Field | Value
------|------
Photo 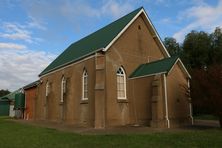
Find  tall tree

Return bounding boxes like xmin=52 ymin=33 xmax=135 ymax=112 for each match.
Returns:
xmin=165 ymin=28 xmax=222 ymax=123
xmin=183 ymin=30 xmax=211 ymax=68
xmin=191 ymin=64 xmax=222 ymax=127
xmin=163 ymin=37 xmax=181 ymax=56
xmin=209 ymin=27 xmax=222 ymax=64
xmin=0 ymin=89 xmax=10 ymax=97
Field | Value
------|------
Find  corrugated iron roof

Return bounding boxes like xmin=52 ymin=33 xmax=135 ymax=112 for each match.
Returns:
xmin=129 ymin=56 xmax=178 ymax=78
xmin=23 ymin=80 xmax=40 ymax=90
xmin=0 ymin=89 xmax=21 ymax=100
xmin=39 ymin=7 xmax=143 ymax=76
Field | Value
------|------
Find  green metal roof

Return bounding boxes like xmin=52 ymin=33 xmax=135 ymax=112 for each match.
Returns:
xmin=40 ymin=7 xmax=143 ymax=76
xmin=129 ymin=56 xmax=178 ymax=78
xmin=23 ymin=80 xmax=40 ymax=90
xmin=0 ymin=89 xmax=21 ymax=100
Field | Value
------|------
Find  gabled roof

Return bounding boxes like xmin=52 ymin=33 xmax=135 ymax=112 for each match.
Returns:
xmin=129 ymin=56 xmax=191 ymax=79
xmin=23 ymin=80 xmax=40 ymax=90
xmin=39 ymin=7 xmax=172 ymax=77
xmin=39 ymin=7 xmax=143 ymax=76
xmin=0 ymin=89 xmax=21 ymax=100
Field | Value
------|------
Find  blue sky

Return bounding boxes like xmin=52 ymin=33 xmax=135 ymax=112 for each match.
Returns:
xmin=0 ymin=0 xmax=222 ymax=91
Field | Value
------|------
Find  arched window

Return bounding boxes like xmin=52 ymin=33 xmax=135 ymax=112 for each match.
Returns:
xmin=82 ymin=69 xmax=88 ymax=100
xmin=46 ymin=81 xmax=49 ymax=97
xmin=117 ymin=67 xmax=126 ymax=99
xmin=61 ymin=76 xmax=66 ymax=102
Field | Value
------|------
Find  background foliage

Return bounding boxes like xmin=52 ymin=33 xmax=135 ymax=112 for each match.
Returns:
xmin=164 ymin=27 xmax=222 ymax=126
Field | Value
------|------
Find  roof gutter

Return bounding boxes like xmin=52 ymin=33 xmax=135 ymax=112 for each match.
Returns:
xmin=129 ymin=71 xmax=167 ymax=80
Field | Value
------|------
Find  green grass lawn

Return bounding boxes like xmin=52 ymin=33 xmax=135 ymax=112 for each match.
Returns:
xmin=194 ymin=114 xmax=219 ymax=120
xmin=0 ymin=117 xmax=222 ymax=148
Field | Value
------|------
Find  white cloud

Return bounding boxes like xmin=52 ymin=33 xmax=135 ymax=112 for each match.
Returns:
xmin=159 ymin=18 xmax=173 ymax=24
xmin=101 ymin=0 xmax=133 ymax=18
xmin=60 ymin=1 xmax=100 ymax=18
xmin=0 ymin=46 xmax=56 ymax=91
xmin=0 ymin=22 xmax=34 ymax=43
xmin=27 ymin=16 xmax=47 ymax=30
xmin=0 ymin=0 xmax=135 ymax=91
xmin=0 ymin=42 xmax=27 ymax=50
xmin=22 ymin=0 xmax=134 ymax=23
xmin=173 ymin=0 xmax=222 ymax=42
xmin=191 ymin=0 xmax=206 ymax=5
xmin=61 ymin=0 xmax=133 ymax=19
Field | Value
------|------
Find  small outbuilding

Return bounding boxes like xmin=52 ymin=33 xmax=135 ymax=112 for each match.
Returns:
xmin=0 ymin=98 xmax=9 ymax=116
xmin=23 ymin=80 xmax=39 ymax=120
xmin=14 ymin=90 xmax=25 ymax=119
xmin=0 ymin=90 xmax=20 ymax=117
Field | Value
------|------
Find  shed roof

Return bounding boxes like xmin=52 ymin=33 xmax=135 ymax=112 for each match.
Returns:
xmin=39 ymin=7 xmax=143 ymax=76
xmin=0 ymin=89 xmax=21 ymax=100
xmin=129 ymin=56 xmax=179 ymax=79
xmin=23 ymin=80 xmax=40 ymax=90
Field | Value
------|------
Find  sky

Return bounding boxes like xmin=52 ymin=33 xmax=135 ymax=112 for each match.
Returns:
xmin=0 ymin=0 xmax=222 ymax=91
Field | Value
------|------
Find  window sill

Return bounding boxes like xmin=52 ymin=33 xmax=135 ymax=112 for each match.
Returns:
xmin=117 ymin=99 xmax=128 ymax=103
xmin=80 ymin=99 xmax=89 ymax=104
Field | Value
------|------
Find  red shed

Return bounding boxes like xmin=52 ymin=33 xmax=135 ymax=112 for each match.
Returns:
xmin=23 ymin=80 xmax=39 ymax=120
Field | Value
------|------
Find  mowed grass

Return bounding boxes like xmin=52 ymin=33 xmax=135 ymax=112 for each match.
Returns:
xmin=194 ymin=114 xmax=219 ymax=120
xmin=0 ymin=117 xmax=222 ymax=148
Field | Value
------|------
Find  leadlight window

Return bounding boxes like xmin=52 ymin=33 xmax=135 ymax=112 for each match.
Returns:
xmin=61 ymin=76 xmax=66 ymax=102
xmin=82 ymin=69 xmax=88 ymax=100
xmin=117 ymin=67 xmax=126 ymax=99
xmin=46 ymin=81 xmax=49 ymax=97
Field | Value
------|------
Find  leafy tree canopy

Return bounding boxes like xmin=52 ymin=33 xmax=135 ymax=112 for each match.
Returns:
xmin=0 ymin=89 xmax=11 ymax=97
xmin=182 ymin=30 xmax=211 ymax=68
xmin=165 ymin=27 xmax=222 ymax=127
xmin=163 ymin=37 xmax=181 ymax=56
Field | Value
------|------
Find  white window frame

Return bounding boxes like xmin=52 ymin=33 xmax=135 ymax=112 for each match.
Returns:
xmin=46 ymin=81 xmax=49 ymax=97
xmin=117 ymin=67 xmax=127 ymax=100
xmin=61 ymin=76 xmax=66 ymax=102
xmin=82 ymin=69 xmax=88 ymax=100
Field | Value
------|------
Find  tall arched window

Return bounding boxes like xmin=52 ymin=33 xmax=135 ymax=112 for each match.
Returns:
xmin=82 ymin=69 xmax=88 ymax=100
xmin=117 ymin=67 xmax=126 ymax=99
xmin=61 ymin=76 xmax=66 ymax=102
xmin=46 ymin=81 xmax=49 ymax=97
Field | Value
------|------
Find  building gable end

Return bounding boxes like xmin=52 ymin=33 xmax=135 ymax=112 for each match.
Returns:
xmin=103 ymin=9 xmax=170 ymax=58
xmin=167 ymin=59 xmax=191 ymax=79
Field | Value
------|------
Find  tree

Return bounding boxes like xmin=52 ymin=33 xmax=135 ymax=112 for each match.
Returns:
xmin=164 ymin=28 xmax=222 ymax=126
xmin=183 ymin=31 xmax=211 ymax=69
xmin=0 ymin=89 xmax=11 ymax=97
xmin=191 ymin=65 xmax=222 ymax=127
xmin=163 ymin=37 xmax=181 ymax=56
xmin=209 ymin=27 xmax=222 ymax=64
